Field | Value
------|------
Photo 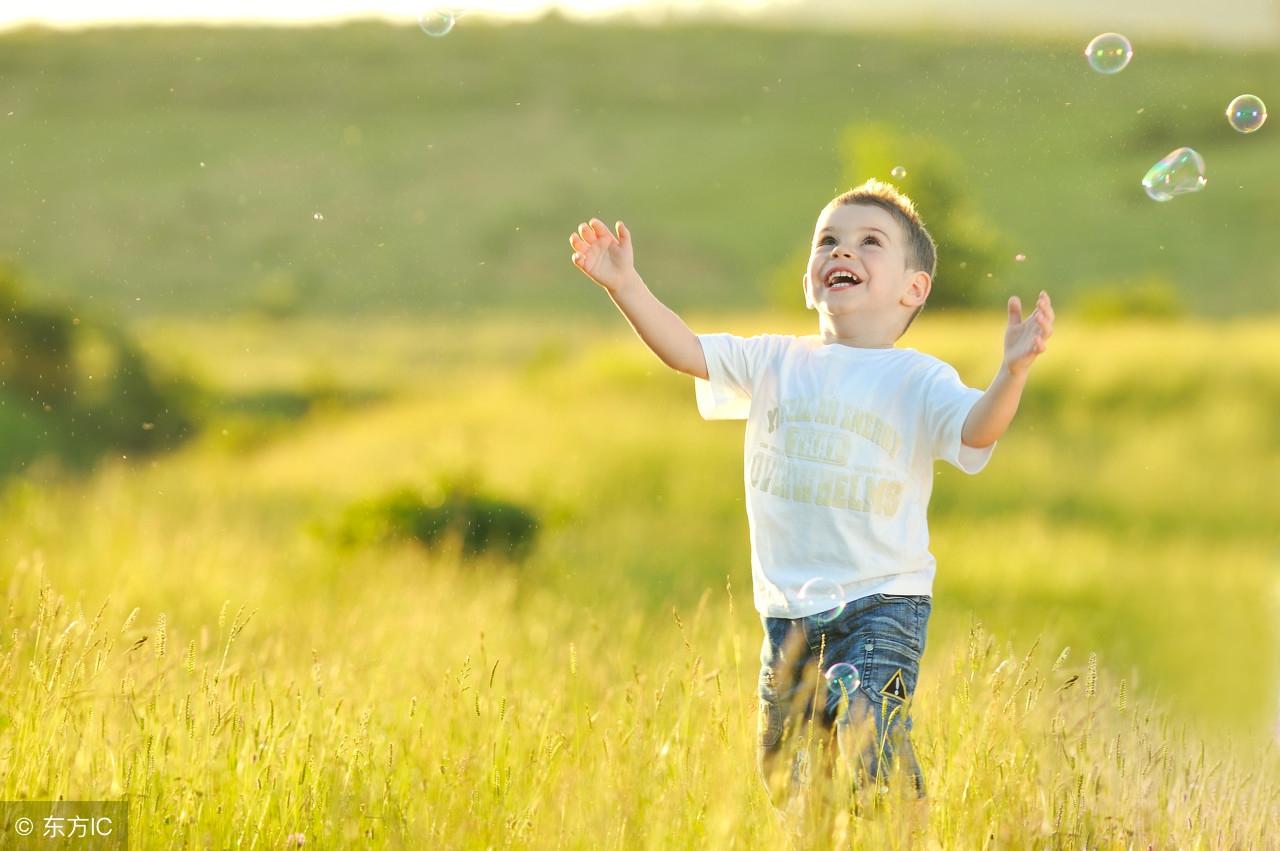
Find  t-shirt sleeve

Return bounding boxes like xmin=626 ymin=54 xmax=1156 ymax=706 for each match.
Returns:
xmin=923 ymin=362 xmax=995 ymax=474
xmin=693 ymin=333 xmax=777 ymax=420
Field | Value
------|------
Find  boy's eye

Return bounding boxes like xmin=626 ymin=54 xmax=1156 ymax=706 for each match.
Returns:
xmin=816 ymin=234 xmax=881 ymax=246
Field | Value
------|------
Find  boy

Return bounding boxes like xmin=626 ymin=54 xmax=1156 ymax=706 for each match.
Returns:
xmin=568 ymin=179 xmax=1053 ymax=812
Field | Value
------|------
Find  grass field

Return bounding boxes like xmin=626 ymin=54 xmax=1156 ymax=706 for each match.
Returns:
xmin=1 ymin=308 xmax=1278 ymax=847
xmin=0 ymin=19 xmax=1277 ymax=321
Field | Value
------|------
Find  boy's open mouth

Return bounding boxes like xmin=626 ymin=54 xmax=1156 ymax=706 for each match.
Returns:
xmin=825 ymin=269 xmax=863 ymax=290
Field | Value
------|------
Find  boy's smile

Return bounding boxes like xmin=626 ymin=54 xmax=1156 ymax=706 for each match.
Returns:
xmin=803 ymin=203 xmax=931 ymax=348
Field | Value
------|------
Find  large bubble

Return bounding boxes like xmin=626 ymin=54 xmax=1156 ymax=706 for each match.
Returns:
xmin=1141 ymin=147 xmax=1206 ymax=202
xmin=1084 ymin=33 xmax=1133 ymax=75
xmin=1226 ymin=94 xmax=1267 ymax=134
xmin=798 ymin=577 xmax=845 ymax=624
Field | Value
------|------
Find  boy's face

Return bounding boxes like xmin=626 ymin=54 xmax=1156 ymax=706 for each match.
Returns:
xmin=802 ymin=203 xmax=930 ymax=322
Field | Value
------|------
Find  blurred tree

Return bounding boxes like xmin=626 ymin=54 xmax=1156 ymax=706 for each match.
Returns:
xmin=765 ymin=123 xmax=1010 ymax=316
xmin=0 ymin=262 xmax=198 ymax=475
xmin=1 ymin=262 xmax=75 ymax=411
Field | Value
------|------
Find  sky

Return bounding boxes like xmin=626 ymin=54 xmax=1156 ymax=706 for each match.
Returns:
xmin=1 ymin=0 xmax=1277 ymax=44
xmin=0 ymin=0 xmax=725 ymax=30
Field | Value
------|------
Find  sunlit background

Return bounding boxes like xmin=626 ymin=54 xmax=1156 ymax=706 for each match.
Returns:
xmin=1 ymin=1 xmax=1278 ymax=847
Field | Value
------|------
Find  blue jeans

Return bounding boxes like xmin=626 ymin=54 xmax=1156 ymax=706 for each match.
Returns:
xmin=757 ymin=593 xmax=932 ymax=799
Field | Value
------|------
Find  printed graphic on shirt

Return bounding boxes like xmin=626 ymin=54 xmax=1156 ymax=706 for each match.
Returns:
xmin=751 ymin=396 xmax=907 ymax=518
xmin=766 ymin=398 xmax=902 ymax=460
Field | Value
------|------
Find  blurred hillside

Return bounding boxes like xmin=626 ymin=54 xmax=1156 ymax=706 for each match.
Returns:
xmin=0 ymin=18 xmax=1276 ymax=322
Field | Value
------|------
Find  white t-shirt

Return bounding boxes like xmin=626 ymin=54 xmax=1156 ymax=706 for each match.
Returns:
xmin=694 ymin=333 xmax=995 ymax=617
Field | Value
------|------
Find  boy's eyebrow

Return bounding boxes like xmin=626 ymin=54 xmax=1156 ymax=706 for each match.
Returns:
xmin=816 ymin=226 xmax=890 ymax=240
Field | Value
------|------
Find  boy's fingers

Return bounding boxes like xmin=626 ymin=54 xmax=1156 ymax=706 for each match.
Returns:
xmin=578 ymin=223 xmax=594 ymax=241
xmin=617 ymin=221 xmax=629 ymax=244
xmin=589 ymin=218 xmax=611 ymax=240
xmin=1007 ymin=296 xmax=1022 ymax=324
xmin=570 ymin=232 xmax=588 ymax=252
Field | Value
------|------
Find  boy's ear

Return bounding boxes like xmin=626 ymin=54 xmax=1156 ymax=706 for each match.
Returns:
xmin=903 ymin=270 xmax=931 ymax=307
xmin=803 ymin=273 xmax=815 ymax=310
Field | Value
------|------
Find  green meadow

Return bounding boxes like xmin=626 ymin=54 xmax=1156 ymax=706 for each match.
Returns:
xmin=1 ymin=14 xmax=1279 ymax=848
xmin=0 ymin=18 xmax=1277 ymax=320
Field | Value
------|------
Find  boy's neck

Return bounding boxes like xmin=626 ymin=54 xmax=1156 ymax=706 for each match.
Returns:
xmin=816 ymin=315 xmax=899 ymax=349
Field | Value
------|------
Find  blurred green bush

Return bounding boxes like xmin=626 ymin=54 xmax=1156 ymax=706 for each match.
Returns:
xmin=329 ymin=475 xmax=540 ymax=563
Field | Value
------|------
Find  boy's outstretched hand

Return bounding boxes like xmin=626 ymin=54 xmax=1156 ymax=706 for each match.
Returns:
xmin=569 ymin=218 xmax=635 ymax=295
xmin=1003 ymin=291 xmax=1055 ymax=376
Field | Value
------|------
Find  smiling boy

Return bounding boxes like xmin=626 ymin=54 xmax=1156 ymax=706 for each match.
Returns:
xmin=569 ymin=178 xmax=1053 ymax=816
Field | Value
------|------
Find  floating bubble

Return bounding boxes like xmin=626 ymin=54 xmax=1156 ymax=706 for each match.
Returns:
xmin=1226 ymin=94 xmax=1267 ymax=134
xmin=1084 ymin=33 xmax=1133 ymax=75
xmin=825 ymin=662 xmax=861 ymax=697
xmin=312 ymin=212 xmax=325 ymax=221
xmin=1014 ymin=253 xmax=1026 ymax=262
xmin=419 ymin=10 xmax=456 ymax=37
xmin=798 ymin=577 xmax=845 ymax=624
xmin=890 ymin=166 xmax=907 ymax=179
xmin=1141 ymin=147 xmax=1206 ymax=202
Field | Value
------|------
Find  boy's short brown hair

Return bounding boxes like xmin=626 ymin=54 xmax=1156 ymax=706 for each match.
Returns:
xmin=825 ymin=179 xmax=937 ymax=336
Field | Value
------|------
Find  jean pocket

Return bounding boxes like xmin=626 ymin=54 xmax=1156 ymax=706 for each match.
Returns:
xmin=859 ymin=636 xmax=922 ymax=706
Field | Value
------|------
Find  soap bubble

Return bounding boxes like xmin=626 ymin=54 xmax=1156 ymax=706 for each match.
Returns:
xmin=798 ymin=577 xmax=845 ymax=624
xmin=312 ymin=212 xmax=324 ymax=221
xmin=1141 ymin=147 xmax=1206 ymax=202
xmin=825 ymin=662 xmax=861 ymax=697
xmin=1226 ymin=94 xmax=1267 ymax=134
xmin=890 ymin=166 xmax=907 ymax=179
xmin=1084 ymin=33 xmax=1133 ymax=74
xmin=419 ymin=10 xmax=456 ymax=37
xmin=1014 ymin=253 xmax=1026 ymax=262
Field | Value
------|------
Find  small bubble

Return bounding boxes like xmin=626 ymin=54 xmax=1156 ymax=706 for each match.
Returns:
xmin=825 ymin=662 xmax=861 ymax=696
xmin=199 ymin=161 xmax=206 ymax=168
xmin=1226 ymin=94 xmax=1267 ymax=134
xmin=1085 ymin=33 xmax=1133 ymax=74
xmin=418 ymin=10 xmax=456 ymax=37
xmin=1015 ymin=253 xmax=1026 ymax=262
xmin=890 ymin=166 xmax=907 ymax=179
xmin=313 ymin=212 xmax=324 ymax=221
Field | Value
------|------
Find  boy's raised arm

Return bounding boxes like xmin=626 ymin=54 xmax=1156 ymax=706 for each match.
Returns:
xmin=961 ymin=291 xmax=1055 ymax=448
xmin=569 ymin=218 xmax=709 ymax=380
